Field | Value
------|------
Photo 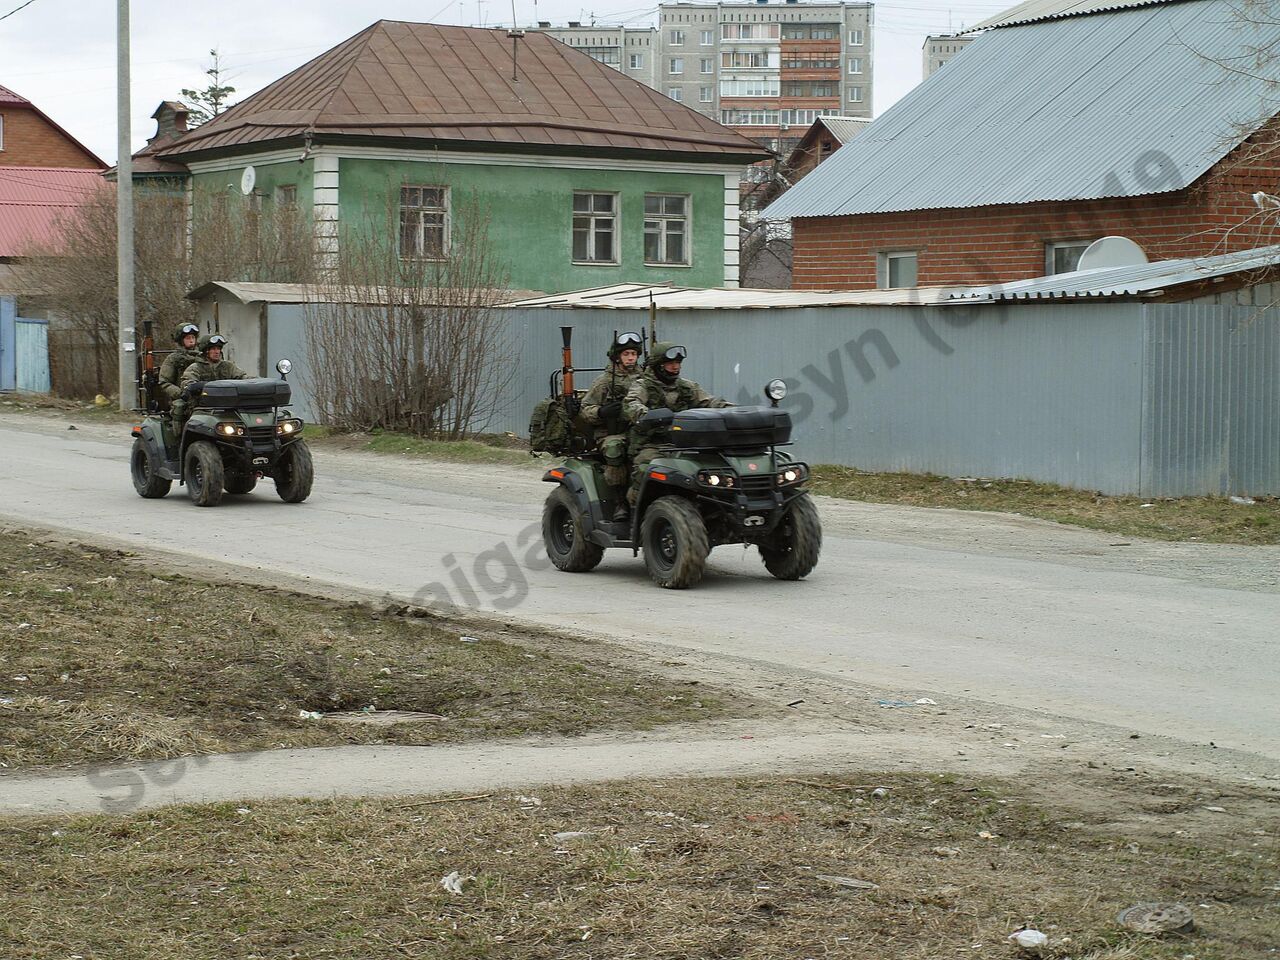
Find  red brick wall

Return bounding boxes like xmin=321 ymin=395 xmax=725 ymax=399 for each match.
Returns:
xmin=792 ymin=117 xmax=1280 ymax=289
xmin=0 ymin=108 xmax=102 ymax=169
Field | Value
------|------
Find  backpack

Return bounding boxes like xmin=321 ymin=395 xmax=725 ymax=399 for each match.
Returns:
xmin=529 ymin=395 xmax=579 ymax=455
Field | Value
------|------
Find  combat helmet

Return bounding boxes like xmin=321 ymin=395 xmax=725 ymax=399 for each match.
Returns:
xmin=197 ymin=333 xmax=229 ymax=355
xmin=173 ymin=322 xmax=199 ymax=345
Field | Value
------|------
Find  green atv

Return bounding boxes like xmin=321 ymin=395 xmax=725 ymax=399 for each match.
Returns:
xmin=130 ymin=359 xmax=314 ymax=507
xmin=541 ymin=380 xmax=822 ymax=589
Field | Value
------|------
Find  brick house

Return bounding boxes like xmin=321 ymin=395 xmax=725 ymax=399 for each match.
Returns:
xmin=0 ymin=85 xmax=105 ymax=170
xmin=763 ymin=0 xmax=1280 ymax=290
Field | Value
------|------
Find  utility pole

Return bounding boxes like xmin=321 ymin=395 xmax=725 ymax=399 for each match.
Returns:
xmin=116 ymin=0 xmax=136 ymax=411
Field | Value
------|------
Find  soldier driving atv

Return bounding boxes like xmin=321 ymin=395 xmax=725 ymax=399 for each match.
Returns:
xmin=582 ymin=331 xmax=644 ymax=521
xmin=177 ymin=334 xmax=250 ymax=422
xmin=623 ymin=341 xmax=731 ymax=507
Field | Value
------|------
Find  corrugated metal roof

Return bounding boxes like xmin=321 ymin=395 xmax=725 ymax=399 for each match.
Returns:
xmin=971 ymin=0 xmax=1176 ymax=30
xmin=817 ymin=117 xmax=872 ymax=144
xmin=161 ymin=22 xmax=771 ymax=164
xmin=0 ymin=87 xmax=108 ymax=169
xmin=503 ymin=282 xmax=973 ymax=309
xmin=188 ymin=280 xmax=547 ymax=304
xmin=950 ymin=244 xmax=1280 ymax=301
xmin=0 ymin=168 xmax=109 ymax=256
xmin=763 ymin=0 xmax=1280 ymax=220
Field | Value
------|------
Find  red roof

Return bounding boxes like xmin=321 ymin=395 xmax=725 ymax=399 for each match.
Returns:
xmin=160 ymin=22 xmax=771 ymax=164
xmin=0 ymin=84 xmax=108 ymax=168
xmin=0 ymin=167 xmax=110 ymax=257
xmin=0 ymin=85 xmax=30 ymax=106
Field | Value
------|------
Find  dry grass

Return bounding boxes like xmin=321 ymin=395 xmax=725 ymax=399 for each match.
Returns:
xmin=0 ymin=530 xmax=745 ymax=769
xmin=307 ymin=426 xmax=537 ymax=465
xmin=811 ymin=466 xmax=1280 ymax=545
xmin=1 ymin=773 xmax=1275 ymax=959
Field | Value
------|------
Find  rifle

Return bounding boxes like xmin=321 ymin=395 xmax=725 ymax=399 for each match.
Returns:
xmin=138 ymin=321 xmax=159 ymax=412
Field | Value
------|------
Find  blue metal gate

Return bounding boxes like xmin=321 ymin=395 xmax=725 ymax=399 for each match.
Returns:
xmin=15 ymin=318 xmax=50 ymax=393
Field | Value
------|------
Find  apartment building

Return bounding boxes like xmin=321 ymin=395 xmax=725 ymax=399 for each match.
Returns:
xmin=922 ymin=34 xmax=974 ymax=78
xmin=539 ymin=0 xmax=874 ymax=154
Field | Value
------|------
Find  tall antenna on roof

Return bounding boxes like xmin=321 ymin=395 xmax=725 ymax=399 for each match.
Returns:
xmin=508 ymin=0 xmax=525 ymax=82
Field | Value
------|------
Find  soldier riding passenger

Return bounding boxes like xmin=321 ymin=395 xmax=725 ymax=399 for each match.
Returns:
xmin=158 ymin=322 xmax=201 ymax=411
xmin=582 ymin=331 xmax=643 ymax=521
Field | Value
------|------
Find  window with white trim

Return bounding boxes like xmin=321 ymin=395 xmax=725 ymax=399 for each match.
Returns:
xmin=700 ymin=29 xmax=713 ymax=44
xmin=0 ymin=115 xmax=5 ymax=151
xmin=847 ymin=85 xmax=863 ymax=103
xmin=572 ymin=192 xmax=618 ymax=264
xmin=699 ymin=86 xmax=713 ymax=102
xmin=848 ymin=28 xmax=863 ymax=44
xmin=1045 ymin=240 xmax=1093 ymax=275
xmin=669 ymin=29 xmax=685 ymax=44
xmin=668 ymin=86 xmax=684 ymax=101
xmin=669 ymin=57 xmax=684 ymax=74
xmin=847 ymin=57 xmax=863 ymax=74
xmin=878 ymin=251 xmax=918 ymax=289
xmin=644 ymin=194 xmax=689 ymax=265
xmin=700 ymin=57 xmax=713 ymax=74
xmin=399 ymin=185 xmax=449 ymax=260
xmin=629 ymin=53 xmax=643 ymax=69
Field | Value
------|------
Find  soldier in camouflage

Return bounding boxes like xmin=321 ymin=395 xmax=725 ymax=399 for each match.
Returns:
xmin=582 ymin=331 xmax=643 ymax=521
xmin=159 ymin=322 xmax=201 ymax=414
xmin=623 ymin=341 xmax=731 ymax=507
xmin=178 ymin=334 xmax=250 ymax=419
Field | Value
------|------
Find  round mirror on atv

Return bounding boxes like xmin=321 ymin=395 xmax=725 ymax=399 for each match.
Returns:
xmin=765 ymin=378 xmax=788 ymax=402
xmin=276 ymin=359 xmax=293 ymax=376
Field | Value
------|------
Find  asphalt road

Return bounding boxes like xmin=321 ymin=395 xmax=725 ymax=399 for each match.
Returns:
xmin=4 ymin=414 xmax=1278 ymax=761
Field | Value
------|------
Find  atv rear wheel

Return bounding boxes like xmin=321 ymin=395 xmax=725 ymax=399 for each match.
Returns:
xmin=759 ymin=494 xmax=821 ymax=581
xmin=641 ymin=495 xmax=709 ymax=589
xmin=184 ymin=440 xmax=225 ymax=507
xmin=542 ymin=485 xmax=604 ymax=572
xmin=274 ymin=440 xmax=314 ymax=503
xmin=131 ymin=437 xmax=171 ymax=499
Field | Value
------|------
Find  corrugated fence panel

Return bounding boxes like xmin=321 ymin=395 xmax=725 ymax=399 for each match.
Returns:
xmin=15 ymin=318 xmax=50 ymax=393
xmin=495 ymin=303 xmax=1150 ymax=494
xmin=1143 ymin=304 xmax=1280 ymax=497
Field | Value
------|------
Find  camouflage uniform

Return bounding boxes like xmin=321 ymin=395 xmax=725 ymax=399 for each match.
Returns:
xmin=177 ymin=337 xmax=250 ymax=423
xmin=159 ymin=324 xmax=201 ymax=411
xmin=623 ymin=342 xmax=730 ymax=504
xmin=581 ymin=359 xmax=639 ymax=487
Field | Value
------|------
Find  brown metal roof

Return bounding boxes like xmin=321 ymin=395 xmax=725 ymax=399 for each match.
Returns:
xmin=159 ymin=22 xmax=771 ymax=164
xmin=0 ymin=84 xmax=108 ymax=168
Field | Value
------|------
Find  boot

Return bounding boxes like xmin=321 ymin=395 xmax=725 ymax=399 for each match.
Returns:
xmin=611 ymin=486 xmax=631 ymax=523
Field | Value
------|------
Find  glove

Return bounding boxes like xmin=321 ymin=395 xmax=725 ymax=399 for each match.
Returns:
xmin=561 ymin=395 xmax=581 ymax=418
xmin=599 ymin=401 xmax=622 ymax=421
xmin=182 ymin=380 xmax=206 ymax=399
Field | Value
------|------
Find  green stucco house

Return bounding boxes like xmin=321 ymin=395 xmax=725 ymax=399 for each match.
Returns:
xmin=154 ymin=21 xmax=771 ymax=291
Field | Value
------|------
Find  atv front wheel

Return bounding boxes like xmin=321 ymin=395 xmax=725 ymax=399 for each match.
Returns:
xmin=542 ymin=485 xmax=604 ymax=572
xmin=131 ymin=437 xmax=171 ymax=499
xmin=184 ymin=440 xmax=225 ymax=507
xmin=274 ymin=440 xmax=314 ymax=503
xmin=759 ymin=494 xmax=822 ymax=581
xmin=641 ymin=495 xmax=709 ymax=589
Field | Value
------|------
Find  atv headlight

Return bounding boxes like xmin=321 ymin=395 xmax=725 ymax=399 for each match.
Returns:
xmin=697 ymin=470 xmax=736 ymax=489
xmin=765 ymin=378 xmax=788 ymax=402
xmin=776 ymin=463 xmax=809 ymax=486
xmin=276 ymin=359 xmax=293 ymax=376
xmin=276 ymin=418 xmax=303 ymax=435
xmin=216 ymin=422 xmax=244 ymax=437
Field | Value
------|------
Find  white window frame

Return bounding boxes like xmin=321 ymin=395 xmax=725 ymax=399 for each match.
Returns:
xmin=848 ymin=28 xmax=863 ymax=45
xmin=1045 ymin=240 xmax=1093 ymax=275
xmin=572 ymin=191 xmax=619 ymax=265
xmin=274 ymin=183 xmax=298 ymax=207
xmin=668 ymin=86 xmax=684 ymax=102
xmin=700 ymin=29 xmax=714 ymax=45
xmin=847 ymin=85 xmax=863 ymax=103
xmin=700 ymin=57 xmax=713 ymax=74
xmin=699 ymin=85 xmax=713 ymax=103
xmin=644 ymin=193 xmax=691 ymax=266
xmin=629 ymin=53 xmax=643 ymax=69
xmin=669 ymin=57 xmax=684 ymax=74
xmin=399 ymin=185 xmax=449 ymax=261
xmin=847 ymin=57 xmax=863 ymax=74
xmin=877 ymin=251 xmax=918 ymax=289
xmin=670 ymin=29 xmax=685 ymax=45
xmin=0 ymin=115 xmax=5 ymax=151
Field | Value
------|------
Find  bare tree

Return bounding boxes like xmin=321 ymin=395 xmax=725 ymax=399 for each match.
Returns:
xmin=19 ymin=184 xmax=314 ymax=399
xmin=304 ymin=193 xmax=515 ymax=439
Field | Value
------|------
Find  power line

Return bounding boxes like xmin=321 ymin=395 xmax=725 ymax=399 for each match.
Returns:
xmin=0 ymin=0 xmax=39 ymax=23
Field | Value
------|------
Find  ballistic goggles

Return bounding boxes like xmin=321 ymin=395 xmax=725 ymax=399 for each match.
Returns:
xmin=179 ymin=323 xmax=199 ymax=336
xmin=207 ymin=335 xmax=228 ymax=347
xmin=660 ymin=345 xmax=688 ymax=361
xmin=615 ymin=331 xmax=644 ymax=350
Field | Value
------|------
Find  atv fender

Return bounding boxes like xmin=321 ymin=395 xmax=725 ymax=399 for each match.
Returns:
xmin=133 ymin=421 xmax=177 ymax=481
xmin=542 ymin=467 xmax=611 ymax=545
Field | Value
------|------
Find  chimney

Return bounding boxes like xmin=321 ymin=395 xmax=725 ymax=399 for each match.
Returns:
xmin=568 ymin=20 xmax=581 ymax=27
xmin=538 ymin=20 xmax=551 ymax=27
xmin=149 ymin=101 xmax=190 ymax=144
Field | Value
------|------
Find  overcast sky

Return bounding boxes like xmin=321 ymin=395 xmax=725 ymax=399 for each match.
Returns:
xmin=2 ymin=0 xmax=1009 ymax=164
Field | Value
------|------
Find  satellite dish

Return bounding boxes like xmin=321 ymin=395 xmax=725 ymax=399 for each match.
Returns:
xmin=1077 ymin=236 xmax=1147 ymax=271
xmin=240 ymin=166 xmax=256 ymax=196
